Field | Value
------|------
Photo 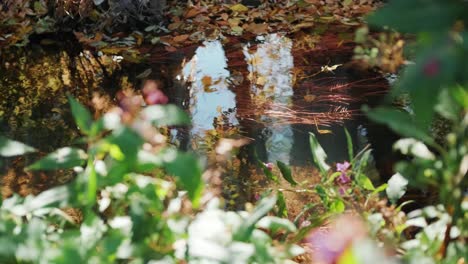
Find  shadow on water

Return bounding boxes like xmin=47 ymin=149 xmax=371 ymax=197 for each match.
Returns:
xmin=1 ymin=33 xmax=400 ymax=208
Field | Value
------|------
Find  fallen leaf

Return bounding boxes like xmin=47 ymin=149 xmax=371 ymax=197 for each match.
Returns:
xmin=230 ymin=4 xmax=248 ymax=12
xmin=173 ymin=34 xmax=189 ymax=43
xmin=304 ymin=94 xmax=316 ymax=102
xmin=221 ymin=13 xmax=229 ymax=20
xmin=168 ymin=21 xmax=183 ymax=30
xmin=246 ymin=23 xmax=268 ymax=34
xmin=164 ymin=46 xmax=177 ymax=52
xmin=185 ymin=7 xmax=202 ymax=18
xmin=201 ymin=76 xmax=212 ymax=87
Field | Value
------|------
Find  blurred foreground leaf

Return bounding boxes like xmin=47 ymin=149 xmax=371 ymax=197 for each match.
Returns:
xmin=28 ymin=147 xmax=87 ymax=170
xmin=0 ymin=136 xmax=36 ymax=157
xmin=142 ymin=105 xmax=190 ymax=126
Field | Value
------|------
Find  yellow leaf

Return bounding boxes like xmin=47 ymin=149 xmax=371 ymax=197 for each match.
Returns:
xmin=256 ymin=76 xmax=267 ymax=86
xmin=201 ymin=76 xmax=212 ymax=86
xmin=304 ymin=94 xmax=316 ymax=102
xmin=230 ymin=4 xmax=248 ymax=12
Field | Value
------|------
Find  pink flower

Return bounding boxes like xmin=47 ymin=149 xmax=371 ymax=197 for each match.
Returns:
xmin=337 ymin=173 xmax=351 ymax=184
xmin=306 ymin=215 xmax=367 ymax=264
xmin=264 ymin=162 xmax=274 ymax=171
xmin=336 ymin=161 xmax=351 ymax=185
xmin=338 ymin=186 xmax=348 ymax=196
xmin=144 ymin=89 xmax=169 ymax=105
xmin=336 ymin=161 xmax=350 ymax=172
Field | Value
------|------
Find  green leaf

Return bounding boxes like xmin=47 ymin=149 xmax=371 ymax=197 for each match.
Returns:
xmin=329 ymin=199 xmax=345 ymax=213
xmin=0 ymin=136 xmax=36 ymax=157
xmin=142 ymin=104 xmax=190 ymax=126
xmin=277 ymin=160 xmax=296 ymax=185
xmin=356 ymin=149 xmax=371 ymax=179
xmin=276 ymin=191 xmax=288 ymax=218
xmin=234 ymin=195 xmax=277 ymax=241
xmin=107 ymin=127 xmax=144 ymax=162
xmin=309 ymin=132 xmax=330 ymax=176
xmin=68 ymin=95 xmax=93 ymax=134
xmin=257 ymin=159 xmax=278 ymax=183
xmin=365 ymin=106 xmax=434 ymax=145
xmin=163 ymin=149 xmax=203 ymax=207
xmin=355 ymin=173 xmax=375 ymax=191
xmin=372 ymin=183 xmax=388 ymax=195
xmin=367 ymin=0 xmax=459 ymax=33
xmin=450 ymin=84 xmax=468 ymax=108
xmin=256 ymin=216 xmax=297 ymax=233
xmin=344 ymin=128 xmax=354 ymax=162
xmin=86 ymin=158 xmax=98 ymax=205
xmin=28 ymin=147 xmax=87 ymax=170
xmin=315 ymin=185 xmax=328 ymax=206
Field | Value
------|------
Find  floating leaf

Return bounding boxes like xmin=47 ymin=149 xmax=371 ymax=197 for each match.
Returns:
xmin=28 ymin=147 xmax=87 ymax=170
xmin=0 ymin=136 xmax=36 ymax=157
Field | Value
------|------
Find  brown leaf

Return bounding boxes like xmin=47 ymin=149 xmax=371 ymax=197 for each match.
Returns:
xmin=164 ymin=46 xmax=177 ymax=52
xmin=173 ymin=34 xmax=189 ymax=43
xmin=168 ymin=22 xmax=183 ymax=30
xmin=201 ymin=76 xmax=212 ymax=87
xmin=246 ymin=23 xmax=268 ymax=35
xmin=185 ymin=7 xmax=202 ymax=19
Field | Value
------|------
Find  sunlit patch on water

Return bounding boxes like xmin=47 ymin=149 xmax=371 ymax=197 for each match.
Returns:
xmin=244 ymin=33 xmax=294 ymax=165
xmin=182 ymin=40 xmax=239 ymax=146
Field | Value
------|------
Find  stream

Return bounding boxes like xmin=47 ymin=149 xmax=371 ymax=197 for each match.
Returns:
xmin=0 ymin=32 xmax=398 ymax=209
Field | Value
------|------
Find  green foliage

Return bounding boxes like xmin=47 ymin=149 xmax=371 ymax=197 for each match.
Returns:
xmin=0 ymin=97 xmax=300 ymax=263
xmin=27 ymin=147 xmax=87 ymax=170
xmin=364 ymin=0 xmax=468 ymax=261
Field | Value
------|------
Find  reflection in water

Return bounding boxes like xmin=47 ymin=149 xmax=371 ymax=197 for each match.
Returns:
xmin=182 ymin=40 xmax=238 ymax=147
xmin=244 ymin=34 xmax=294 ymax=165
